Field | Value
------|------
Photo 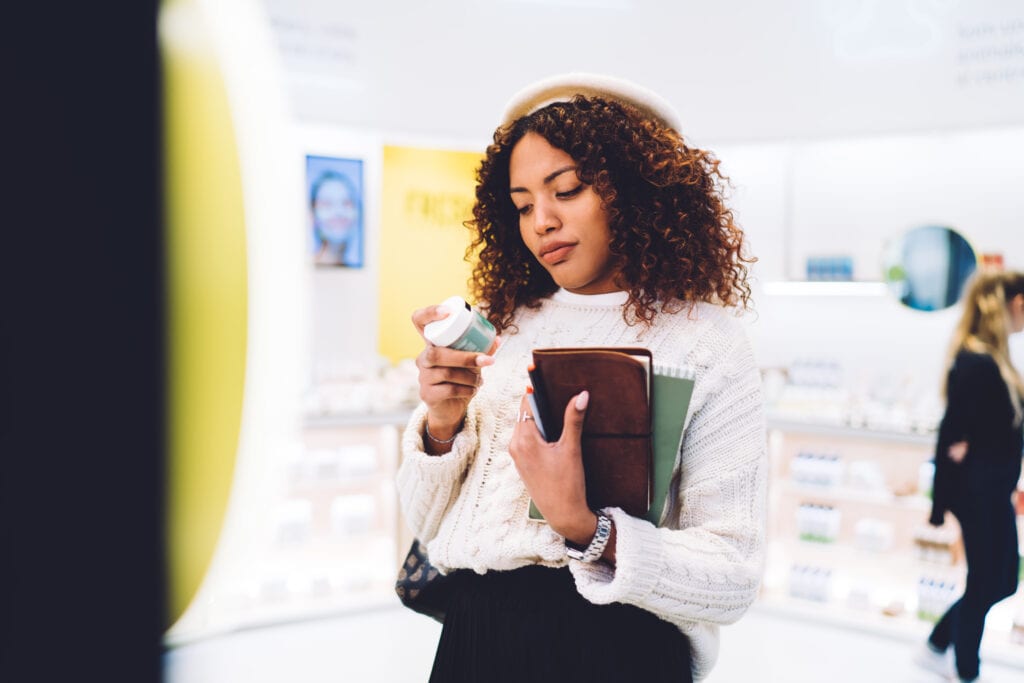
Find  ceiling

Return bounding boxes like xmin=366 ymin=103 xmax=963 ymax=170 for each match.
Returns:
xmin=259 ymin=0 xmax=1024 ymax=145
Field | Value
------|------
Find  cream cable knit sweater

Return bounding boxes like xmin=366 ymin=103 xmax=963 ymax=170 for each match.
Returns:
xmin=396 ymin=288 xmax=767 ymax=680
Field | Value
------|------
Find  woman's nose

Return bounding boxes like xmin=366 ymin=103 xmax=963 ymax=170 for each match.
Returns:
xmin=532 ymin=200 xmax=561 ymax=234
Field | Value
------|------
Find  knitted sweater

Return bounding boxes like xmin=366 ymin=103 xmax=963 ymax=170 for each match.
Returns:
xmin=396 ymin=288 xmax=767 ymax=680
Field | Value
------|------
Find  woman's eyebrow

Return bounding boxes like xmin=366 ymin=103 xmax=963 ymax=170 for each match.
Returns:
xmin=509 ymin=165 xmax=577 ymax=194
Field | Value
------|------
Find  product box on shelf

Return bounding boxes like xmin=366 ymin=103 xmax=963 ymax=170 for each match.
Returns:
xmin=788 ymin=564 xmax=832 ymax=602
xmin=796 ymin=504 xmax=841 ymax=543
xmin=853 ymin=518 xmax=894 ymax=554
xmin=911 ymin=524 xmax=961 ymax=566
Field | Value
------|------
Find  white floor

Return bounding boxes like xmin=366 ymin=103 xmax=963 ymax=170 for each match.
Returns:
xmin=164 ymin=602 xmax=1024 ymax=682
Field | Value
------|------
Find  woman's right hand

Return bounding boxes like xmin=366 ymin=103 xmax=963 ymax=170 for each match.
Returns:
xmin=412 ymin=305 xmax=495 ymax=444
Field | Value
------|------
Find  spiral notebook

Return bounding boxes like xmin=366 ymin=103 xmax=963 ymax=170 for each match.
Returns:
xmin=526 ymin=347 xmax=696 ymax=526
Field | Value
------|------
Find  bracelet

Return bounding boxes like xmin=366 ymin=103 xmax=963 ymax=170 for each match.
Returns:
xmin=424 ymin=422 xmax=459 ymax=445
xmin=565 ymin=512 xmax=613 ymax=563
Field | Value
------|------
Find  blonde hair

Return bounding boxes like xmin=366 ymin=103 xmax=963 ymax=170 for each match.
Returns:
xmin=944 ymin=270 xmax=1024 ymax=426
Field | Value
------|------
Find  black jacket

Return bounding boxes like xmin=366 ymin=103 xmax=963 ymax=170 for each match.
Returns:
xmin=929 ymin=350 xmax=1024 ymax=526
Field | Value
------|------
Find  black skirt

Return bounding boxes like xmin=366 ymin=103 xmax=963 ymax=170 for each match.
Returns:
xmin=429 ymin=565 xmax=693 ymax=683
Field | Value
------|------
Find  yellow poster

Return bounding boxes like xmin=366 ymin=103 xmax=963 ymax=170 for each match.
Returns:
xmin=379 ymin=145 xmax=483 ymax=362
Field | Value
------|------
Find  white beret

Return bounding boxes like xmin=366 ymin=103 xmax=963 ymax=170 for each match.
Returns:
xmin=498 ymin=72 xmax=683 ymax=132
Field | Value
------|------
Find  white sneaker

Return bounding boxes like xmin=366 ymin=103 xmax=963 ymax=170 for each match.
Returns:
xmin=913 ymin=642 xmax=954 ymax=680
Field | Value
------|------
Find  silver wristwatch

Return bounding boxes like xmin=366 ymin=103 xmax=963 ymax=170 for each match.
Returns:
xmin=565 ymin=512 xmax=613 ymax=563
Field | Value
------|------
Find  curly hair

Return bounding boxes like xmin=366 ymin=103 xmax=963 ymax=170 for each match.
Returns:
xmin=466 ymin=94 xmax=754 ymax=333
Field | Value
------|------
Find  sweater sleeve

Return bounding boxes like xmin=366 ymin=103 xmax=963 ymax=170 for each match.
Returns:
xmin=395 ymin=401 xmax=480 ymax=543
xmin=568 ymin=332 xmax=767 ymax=676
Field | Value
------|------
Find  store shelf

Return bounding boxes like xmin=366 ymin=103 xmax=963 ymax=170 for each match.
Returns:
xmin=766 ymin=416 xmax=935 ymax=446
xmin=164 ymin=589 xmax=399 ymax=648
xmin=762 ymin=281 xmax=888 ymax=297
xmin=757 ymin=589 xmax=930 ymax=641
xmin=768 ymin=536 xmax=960 ymax=577
xmin=763 ymin=537 xmax=1024 ymax=669
xmin=755 ymin=590 xmax=1024 ymax=669
xmin=777 ymin=480 xmax=932 ymax=511
xmin=304 ymin=410 xmax=413 ymax=428
xmin=167 ymin=414 xmax=411 ymax=646
xmin=765 ymin=421 xmax=1024 ymax=673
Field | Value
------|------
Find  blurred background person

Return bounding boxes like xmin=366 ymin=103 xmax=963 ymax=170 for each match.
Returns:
xmin=920 ymin=271 xmax=1024 ymax=682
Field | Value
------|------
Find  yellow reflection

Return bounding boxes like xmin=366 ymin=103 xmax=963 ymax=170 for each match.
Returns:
xmin=161 ymin=0 xmax=247 ymax=627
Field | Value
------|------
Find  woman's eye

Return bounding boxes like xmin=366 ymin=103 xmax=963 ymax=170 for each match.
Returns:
xmin=516 ymin=204 xmax=532 ymax=216
xmin=556 ymin=185 xmax=584 ymax=199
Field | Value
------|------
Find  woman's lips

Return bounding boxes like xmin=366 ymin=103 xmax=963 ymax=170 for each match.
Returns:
xmin=541 ymin=244 xmax=575 ymax=264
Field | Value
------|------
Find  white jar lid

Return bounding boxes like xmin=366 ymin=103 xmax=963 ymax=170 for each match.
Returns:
xmin=423 ymin=295 xmax=473 ymax=347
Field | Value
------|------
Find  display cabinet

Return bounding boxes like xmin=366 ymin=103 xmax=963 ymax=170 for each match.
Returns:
xmin=208 ymin=412 xmax=411 ymax=631
xmin=760 ymin=418 xmax=1024 ymax=669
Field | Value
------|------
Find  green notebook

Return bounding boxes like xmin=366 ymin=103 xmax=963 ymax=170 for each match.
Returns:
xmin=527 ymin=362 xmax=695 ymax=526
xmin=648 ymin=364 xmax=696 ymax=525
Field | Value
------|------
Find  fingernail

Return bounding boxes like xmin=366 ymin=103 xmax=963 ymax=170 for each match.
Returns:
xmin=436 ymin=305 xmax=450 ymax=316
xmin=476 ymin=355 xmax=495 ymax=367
xmin=575 ymin=391 xmax=589 ymax=411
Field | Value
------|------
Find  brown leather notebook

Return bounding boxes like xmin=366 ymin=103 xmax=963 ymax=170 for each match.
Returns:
xmin=529 ymin=347 xmax=653 ymax=519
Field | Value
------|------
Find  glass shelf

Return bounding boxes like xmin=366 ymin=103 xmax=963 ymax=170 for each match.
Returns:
xmin=762 ymin=281 xmax=888 ymax=297
xmin=766 ymin=417 xmax=935 ymax=446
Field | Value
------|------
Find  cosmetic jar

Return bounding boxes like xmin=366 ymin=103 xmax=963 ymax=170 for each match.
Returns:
xmin=423 ymin=295 xmax=499 ymax=354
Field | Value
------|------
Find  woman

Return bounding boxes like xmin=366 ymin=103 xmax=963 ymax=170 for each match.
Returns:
xmin=310 ymin=170 xmax=361 ymax=266
xmin=919 ymin=271 xmax=1024 ymax=683
xmin=396 ymin=73 xmax=767 ymax=682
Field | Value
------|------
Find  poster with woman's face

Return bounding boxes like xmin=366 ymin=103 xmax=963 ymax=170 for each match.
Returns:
xmin=306 ymin=155 xmax=364 ymax=268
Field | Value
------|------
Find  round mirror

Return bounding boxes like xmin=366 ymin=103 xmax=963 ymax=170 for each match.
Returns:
xmin=883 ymin=225 xmax=977 ymax=312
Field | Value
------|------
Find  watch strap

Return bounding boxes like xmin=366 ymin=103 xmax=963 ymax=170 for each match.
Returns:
xmin=565 ymin=512 xmax=613 ymax=563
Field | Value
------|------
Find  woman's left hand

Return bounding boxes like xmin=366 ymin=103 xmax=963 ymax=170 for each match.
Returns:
xmin=508 ymin=390 xmax=599 ymax=546
xmin=948 ymin=440 xmax=969 ymax=464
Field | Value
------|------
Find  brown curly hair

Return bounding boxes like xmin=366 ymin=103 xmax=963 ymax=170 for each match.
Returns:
xmin=467 ymin=94 xmax=754 ymax=333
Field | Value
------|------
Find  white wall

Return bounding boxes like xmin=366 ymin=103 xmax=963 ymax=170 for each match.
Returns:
xmin=294 ymin=125 xmax=384 ymax=382
xmin=719 ymin=125 xmax=1024 ymax=401
xmin=718 ymin=126 xmax=1024 ymax=282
